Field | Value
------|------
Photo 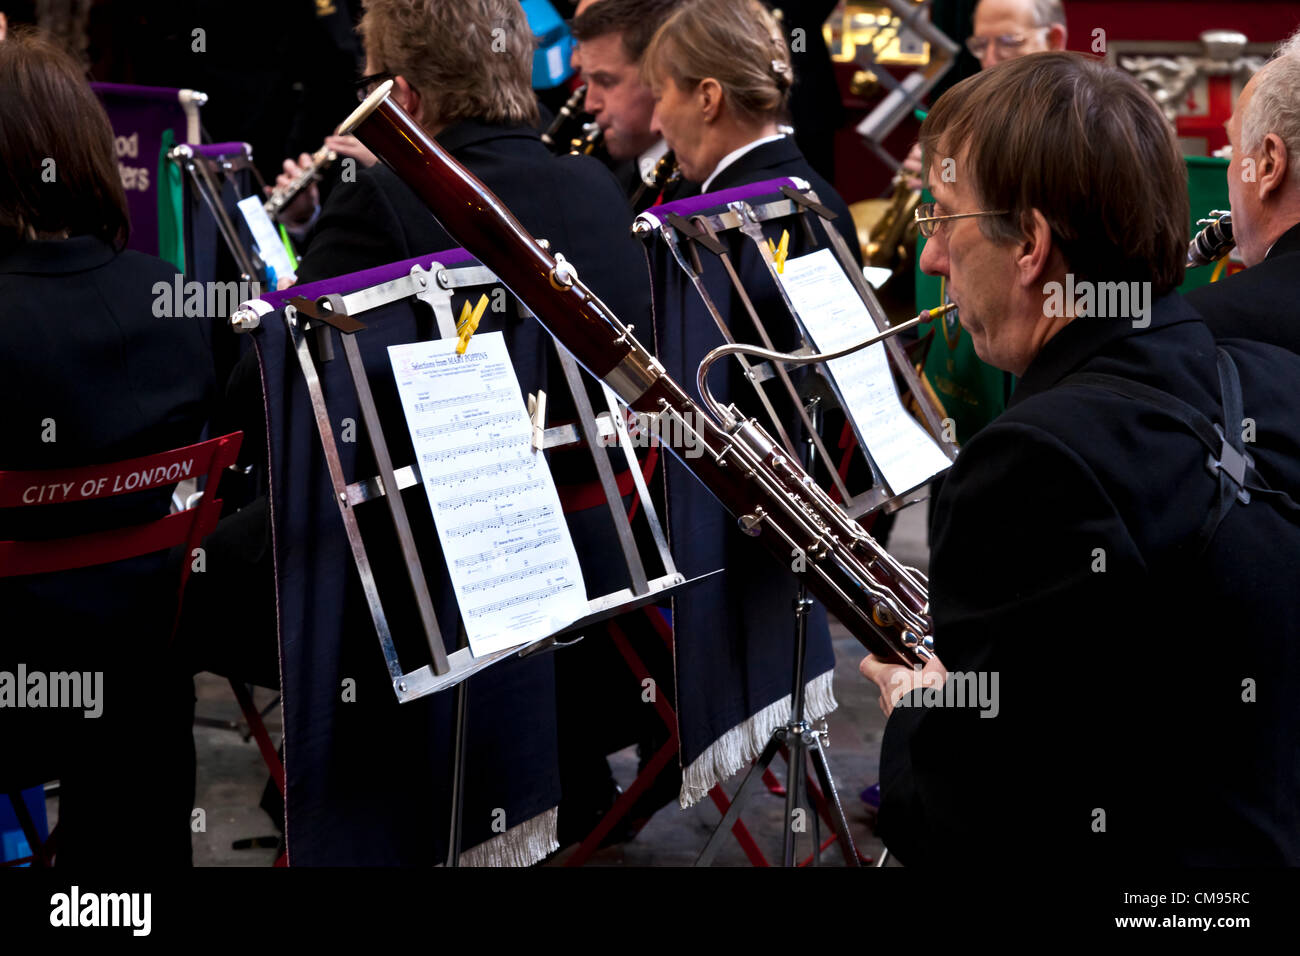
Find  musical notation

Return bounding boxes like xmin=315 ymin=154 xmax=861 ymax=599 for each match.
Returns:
xmin=435 ymin=477 xmax=545 ymax=512
xmin=416 ymin=411 xmax=516 ymax=439
xmin=444 ymin=506 xmax=554 ymax=539
xmin=466 ymin=580 xmax=579 ymax=619
xmin=461 ymin=558 xmax=568 ymax=593
xmin=452 ymin=531 xmax=563 ymax=567
xmin=388 ymin=332 xmax=588 ymax=656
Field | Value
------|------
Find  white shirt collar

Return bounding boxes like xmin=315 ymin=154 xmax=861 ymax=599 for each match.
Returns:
xmin=701 ymin=133 xmax=787 ymax=194
xmin=637 ymin=138 xmax=670 ymax=185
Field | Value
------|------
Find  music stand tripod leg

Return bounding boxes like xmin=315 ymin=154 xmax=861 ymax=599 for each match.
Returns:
xmin=695 ymin=732 xmax=785 ymax=866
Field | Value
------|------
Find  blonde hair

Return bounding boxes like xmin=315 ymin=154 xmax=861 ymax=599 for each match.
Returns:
xmin=360 ymin=0 xmax=538 ymax=128
xmin=641 ymin=0 xmax=793 ymax=122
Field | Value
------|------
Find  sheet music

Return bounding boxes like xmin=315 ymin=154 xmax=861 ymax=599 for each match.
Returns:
xmin=779 ymin=249 xmax=950 ymax=494
xmin=388 ymin=333 xmax=588 ymax=657
xmin=235 ymin=194 xmax=297 ymax=284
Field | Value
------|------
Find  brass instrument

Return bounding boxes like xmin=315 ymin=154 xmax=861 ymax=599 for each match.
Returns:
xmin=851 ymin=168 xmax=922 ymax=271
xmin=1188 ymin=209 xmax=1235 ymax=267
xmin=264 ymin=143 xmax=337 ymax=220
xmin=629 ymin=149 xmax=681 ymax=208
xmin=338 ymin=80 xmax=940 ymax=667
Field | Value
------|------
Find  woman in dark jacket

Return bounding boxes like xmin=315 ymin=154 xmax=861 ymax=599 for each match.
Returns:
xmin=0 ymin=30 xmax=213 ymax=865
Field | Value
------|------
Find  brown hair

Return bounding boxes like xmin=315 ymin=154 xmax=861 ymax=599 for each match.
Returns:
xmin=359 ymin=0 xmax=538 ymax=128
xmin=0 ymin=28 xmax=129 ymax=253
xmin=641 ymin=0 xmax=793 ymax=122
xmin=572 ymin=0 xmax=682 ymax=63
xmin=920 ymin=51 xmax=1188 ymax=294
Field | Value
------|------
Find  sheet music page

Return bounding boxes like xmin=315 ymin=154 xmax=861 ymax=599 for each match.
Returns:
xmin=779 ymin=249 xmax=950 ymax=494
xmin=388 ymin=333 xmax=588 ymax=657
xmin=235 ymin=194 xmax=297 ymax=283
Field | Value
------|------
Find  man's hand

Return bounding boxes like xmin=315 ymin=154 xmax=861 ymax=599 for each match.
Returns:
xmin=325 ymin=133 xmax=377 ymax=169
xmin=859 ymin=652 xmax=948 ymax=719
xmin=901 ymin=141 xmax=923 ymax=191
xmin=268 ymin=153 xmax=319 ymax=230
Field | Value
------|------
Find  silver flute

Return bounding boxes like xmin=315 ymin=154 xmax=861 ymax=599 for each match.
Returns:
xmin=264 ymin=143 xmax=338 ymax=220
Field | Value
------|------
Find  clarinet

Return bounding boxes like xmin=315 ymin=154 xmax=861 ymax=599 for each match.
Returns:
xmin=629 ymin=149 xmax=681 ymax=209
xmin=541 ymin=83 xmax=591 ymax=154
xmin=264 ymin=143 xmax=338 ymax=220
xmin=1187 ymin=209 xmax=1234 ymax=267
xmin=338 ymin=82 xmax=935 ymax=666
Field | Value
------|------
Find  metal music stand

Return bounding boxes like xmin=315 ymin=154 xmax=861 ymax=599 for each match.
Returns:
xmin=694 ymin=398 xmax=860 ymax=867
xmin=638 ymin=180 xmax=949 ymax=865
xmin=168 ymin=141 xmax=271 ymax=284
xmin=232 ymin=253 xmax=713 ymax=865
xmin=635 ymin=178 xmax=955 ymax=518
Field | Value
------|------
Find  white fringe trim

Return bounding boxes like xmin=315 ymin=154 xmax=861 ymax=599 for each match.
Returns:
xmin=679 ymin=670 xmax=838 ymax=809
xmin=459 ymin=806 xmax=559 ymax=867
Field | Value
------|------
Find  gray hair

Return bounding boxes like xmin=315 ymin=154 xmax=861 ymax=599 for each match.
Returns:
xmin=1241 ymin=28 xmax=1300 ymax=163
xmin=1030 ymin=0 xmax=1066 ymax=28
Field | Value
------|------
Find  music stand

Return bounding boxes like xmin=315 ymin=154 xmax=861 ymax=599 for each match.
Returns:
xmin=637 ymin=179 xmax=950 ymax=865
xmin=231 ymin=251 xmax=715 ymax=865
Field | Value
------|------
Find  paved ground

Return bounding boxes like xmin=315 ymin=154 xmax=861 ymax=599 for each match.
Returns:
xmin=43 ymin=496 xmax=930 ymax=867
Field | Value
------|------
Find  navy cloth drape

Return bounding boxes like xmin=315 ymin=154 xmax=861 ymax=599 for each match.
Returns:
xmin=252 ymin=271 xmax=568 ymax=865
xmin=642 ymin=186 xmax=837 ymax=779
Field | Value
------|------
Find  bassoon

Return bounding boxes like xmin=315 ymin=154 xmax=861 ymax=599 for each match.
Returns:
xmin=338 ymin=82 xmax=938 ymax=667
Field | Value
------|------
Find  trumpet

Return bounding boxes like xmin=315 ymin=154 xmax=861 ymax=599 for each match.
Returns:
xmin=338 ymin=80 xmax=940 ymax=667
xmin=1188 ymin=209 xmax=1234 ymax=267
xmin=264 ymin=143 xmax=337 ymax=220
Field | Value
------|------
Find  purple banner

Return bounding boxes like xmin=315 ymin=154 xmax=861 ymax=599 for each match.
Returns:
xmin=90 ymin=83 xmax=192 ymax=258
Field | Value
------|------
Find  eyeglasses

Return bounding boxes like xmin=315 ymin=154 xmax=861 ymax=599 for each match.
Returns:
xmin=354 ymin=71 xmax=395 ymax=102
xmin=913 ymin=201 xmax=1009 ymax=239
xmin=965 ymin=28 xmax=1050 ymax=59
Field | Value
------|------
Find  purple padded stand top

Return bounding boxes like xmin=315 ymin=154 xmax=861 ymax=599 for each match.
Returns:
xmin=90 ymin=81 xmax=189 ymax=102
xmin=192 ymin=142 xmax=252 ymax=160
xmin=635 ymin=176 xmax=805 ymax=230
xmin=250 ymin=249 xmax=477 ymax=315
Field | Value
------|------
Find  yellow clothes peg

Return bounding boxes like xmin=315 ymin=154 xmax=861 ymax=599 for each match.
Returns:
xmin=767 ymin=229 xmax=790 ymax=273
xmin=455 ymin=293 xmax=490 ymax=354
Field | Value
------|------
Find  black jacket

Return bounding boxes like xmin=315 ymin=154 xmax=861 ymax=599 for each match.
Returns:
xmin=297 ymin=118 xmax=650 ymax=333
xmin=0 ymin=237 xmax=214 ymax=533
xmin=1187 ymin=220 xmax=1300 ymax=354
xmin=0 ymin=237 xmax=213 ymax=857
xmin=879 ymin=291 xmax=1300 ymax=866
xmin=705 ymin=135 xmax=862 ymax=266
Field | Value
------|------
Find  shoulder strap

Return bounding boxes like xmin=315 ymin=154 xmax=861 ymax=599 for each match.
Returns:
xmin=1062 ymin=349 xmax=1300 ymax=552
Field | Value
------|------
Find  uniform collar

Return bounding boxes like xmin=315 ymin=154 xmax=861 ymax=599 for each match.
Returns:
xmin=702 ymin=133 xmax=789 ymax=192
xmin=1008 ymin=291 xmax=1203 ymax=409
xmin=1264 ymin=220 xmax=1300 ymax=260
xmin=0 ymin=235 xmax=118 ymax=276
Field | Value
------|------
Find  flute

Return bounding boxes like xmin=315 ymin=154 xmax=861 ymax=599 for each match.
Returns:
xmin=264 ymin=143 xmax=338 ymax=220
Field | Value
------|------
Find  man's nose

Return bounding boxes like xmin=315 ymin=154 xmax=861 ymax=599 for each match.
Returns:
xmin=918 ymin=232 xmax=949 ymax=278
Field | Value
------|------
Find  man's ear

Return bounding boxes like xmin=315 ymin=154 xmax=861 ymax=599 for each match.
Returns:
xmin=393 ymin=75 xmax=423 ymax=126
xmin=1047 ymin=23 xmax=1067 ymax=51
xmin=1016 ymin=208 xmax=1054 ymax=288
xmin=697 ymin=78 xmax=722 ymax=124
xmin=1257 ymin=132 xmax=1289 ymax=202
